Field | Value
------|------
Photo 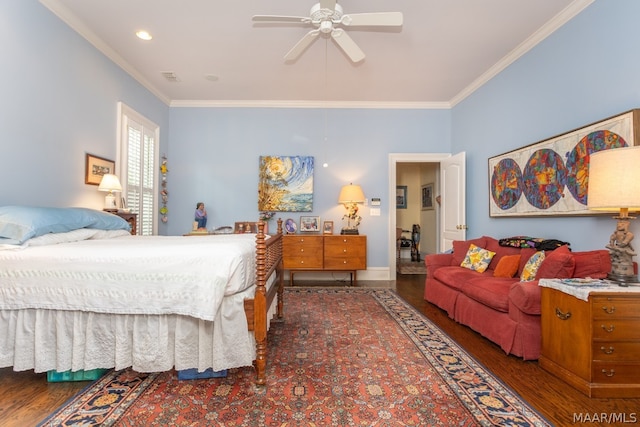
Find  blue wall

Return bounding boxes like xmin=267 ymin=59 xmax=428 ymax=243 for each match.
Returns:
xmin=0 ymin=1 xmax=169 ymax=209
xmin=2 ymin=0 xmax=638 ymax=270
xmin=452 ymin=0 xmax=640 ymax=251
xmin=167 ymin=107 xmax=450 ymax=267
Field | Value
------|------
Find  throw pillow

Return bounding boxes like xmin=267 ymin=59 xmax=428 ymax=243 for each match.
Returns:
xmin=493 ymin=254 xmax=521 ymax=278
xmin=520 ymin=251 xmax=546 ymax=281
xmin=535 ymin=245 xmax=575 ymax=279
xmin=460 ymin=243 xmax=496 ymax=273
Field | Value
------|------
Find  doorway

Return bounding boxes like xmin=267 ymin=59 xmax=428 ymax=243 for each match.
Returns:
xmin=388 ymin=153 xmax=454 ymax=279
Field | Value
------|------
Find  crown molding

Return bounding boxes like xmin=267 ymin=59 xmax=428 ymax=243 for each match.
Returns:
xmin=169 ymin=100 xmax=451 ymax=109
xmin=450 ymin=0 xmax=594 ymax=107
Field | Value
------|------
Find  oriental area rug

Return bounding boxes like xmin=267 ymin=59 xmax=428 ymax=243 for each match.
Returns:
xmin=39 ymin=288 xmax=550 ymax=427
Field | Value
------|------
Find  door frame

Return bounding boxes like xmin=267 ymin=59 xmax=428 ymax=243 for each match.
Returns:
xmin=389 ymin=153 xmax=452 ymax=279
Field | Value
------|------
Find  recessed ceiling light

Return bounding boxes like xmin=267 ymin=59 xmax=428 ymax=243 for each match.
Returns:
xmin=136 ymin=30 xmax=152 ymax=41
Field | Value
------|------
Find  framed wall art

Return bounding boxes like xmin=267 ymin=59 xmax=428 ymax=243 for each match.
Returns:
xmin=85 ymin=153 xmax=115 ymax=185
xmin=300 ymin=216 xmax=320 ymax=232
xmin=489 ymin=109 xmax=640 ymax=217
xmin=396 ymin=186 xmax=407 ymax=209
xmin=258 ymin=156 xmax=314 ymax=212
xmin=421 ymin=183 xmax=434 ymax=210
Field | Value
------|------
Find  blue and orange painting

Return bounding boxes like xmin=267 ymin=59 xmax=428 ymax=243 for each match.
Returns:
xmin=258 ymin=156 xmax=314 ymax=212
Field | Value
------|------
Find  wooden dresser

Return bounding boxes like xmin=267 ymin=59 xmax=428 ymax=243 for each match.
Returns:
xmin=283 ymin=234 xmax=366 ymax=285
xmin=539 ymin=285 xmax=640 ymax=398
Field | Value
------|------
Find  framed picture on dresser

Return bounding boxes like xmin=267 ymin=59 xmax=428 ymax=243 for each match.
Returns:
xmin=299 ymin=216 xmax=320 ymax=232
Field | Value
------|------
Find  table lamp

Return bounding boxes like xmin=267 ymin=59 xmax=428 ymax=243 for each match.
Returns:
xmin=98 ymin=173 xmax=122 ymax=212
xmin=338 ymin=183 xmax=365 ymax=235
xmin=587 ymin=146 xmax=640 ymax=284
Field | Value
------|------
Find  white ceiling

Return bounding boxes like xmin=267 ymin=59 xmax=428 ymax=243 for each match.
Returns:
xmin=40 ymin=0 xmax=591 ymax=107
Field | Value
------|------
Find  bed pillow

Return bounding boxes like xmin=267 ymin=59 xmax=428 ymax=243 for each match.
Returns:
xmin=0 ymin=206 xmax=129 ymax=244
xmin=460 ymin=243 xmax=496 ymax=273
xmin=520 ymin=251 xmax=545 ymax=282
xmin=493 ymin=254 xmax=521 ymax=278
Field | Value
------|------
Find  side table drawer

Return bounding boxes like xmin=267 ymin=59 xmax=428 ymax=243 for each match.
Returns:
xmin=591 ymin=296 xmax=640 ymax=319
xmin=592 ymin=362 xmax=640 ymax=384
xmin=592 ymin=319 xmax=640 ymax=340
xmin=593 ymin=342 xmax=640 ymax=361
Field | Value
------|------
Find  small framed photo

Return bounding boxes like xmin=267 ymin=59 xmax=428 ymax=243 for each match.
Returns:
xmin=85 ymin=153 xmax=115 ymax=185
xmin=299 ymin=216 xmax=320 ymax=232
xmin=396 ymin=186 xmax=407 ymax=209
xmin=323 ymin=221 xmax=334 ymax=234
xmin=421 ymin=183 xmax=434 ymax=210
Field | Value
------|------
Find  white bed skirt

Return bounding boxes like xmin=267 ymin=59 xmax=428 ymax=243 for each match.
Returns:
xmin=0 ymin=284 xmax=279 ymax=374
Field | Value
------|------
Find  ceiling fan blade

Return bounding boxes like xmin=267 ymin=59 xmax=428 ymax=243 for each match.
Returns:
xmin=319 ymin=0 xmax=336 ymax=11
xmin=340 ymin=12 xmax=403 ymax=27
xmin=252 ymin=15 xmax=311 ymax=24
xmin=284 ymin=29 xmax=320 ymax=61
xmin=331 ymin=29 xmax=365 ymax=63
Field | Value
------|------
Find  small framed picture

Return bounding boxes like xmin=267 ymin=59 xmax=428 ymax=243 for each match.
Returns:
xmin=396 ymin=186 xmax=407 ymax=209
xmin=323 ymin=221 xmax=334 ymax=234
xmin=85 ymin=153 xmax=115 ymax=185
xmin=284 ymin=218 xmax=297 ymax=234
xmin=421 ymin=183 xmax=434 ymax=210
xmin=299 ymin=216 xmax=320 ymax=232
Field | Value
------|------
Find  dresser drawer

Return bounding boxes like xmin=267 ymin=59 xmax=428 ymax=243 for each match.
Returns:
xmin=592 ymin=319 xmax=640 ymax=340
xmin=592 ymin=296 xmax=640 ymax=319
xmin=592 ymin=362 xmax=640 ymax=384
xmin=592 ymin=342 xmax=640 ymax=361
xmin=324 ymin=236 xmax=366 ymax=270
xmin=283 ymin=235 xmax=323 ymax=269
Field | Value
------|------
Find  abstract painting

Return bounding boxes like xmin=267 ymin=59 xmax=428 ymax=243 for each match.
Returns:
xmin=489 ymin=109 xmax=640 ymax=217
xmin=259 ymin=156 xmax=314 ymax=212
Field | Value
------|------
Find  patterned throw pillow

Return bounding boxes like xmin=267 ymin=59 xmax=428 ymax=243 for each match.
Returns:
xmin=460 ymin=243 xmax=496 ymax=273
xmin=520 ymin=251 xmax=546 ymax=281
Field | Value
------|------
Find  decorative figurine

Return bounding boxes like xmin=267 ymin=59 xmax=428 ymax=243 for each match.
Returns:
xmin=194 ymin=202 xmax=207 ymax=229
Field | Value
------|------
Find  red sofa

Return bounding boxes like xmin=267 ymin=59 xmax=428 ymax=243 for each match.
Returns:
xmin=423 ymin=236 xmax=611 ymax=360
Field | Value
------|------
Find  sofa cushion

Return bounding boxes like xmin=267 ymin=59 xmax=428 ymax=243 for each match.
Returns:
xmin=433 ymin=266 xmax=486 ymax=291
xmin=461 ymin=276 xmax=516 ymax=312
xmin=493 ymin=254 xmax=521 ymax=278
xmin=536 ymin=245 xmax=575 ymax=279
xmin=509 ymin=281 xmax=542 ymax=315
xmin=521 ymin=251 xmax=545 ymax=281
xmin=484 ymin=236 xmax=523 ymax=270
xmin=451 ymin=237 xmax=487 ymax=266
xmin=573 ymin=250 xmax=612 ymax=279
xmin=460 ymin=244 xmax=496 ymax=273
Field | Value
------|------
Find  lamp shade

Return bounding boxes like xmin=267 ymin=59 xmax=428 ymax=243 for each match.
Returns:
xmin=98 ymin=174 xmax=122 ymax=193
xmin=587 ymin=146 xmax=640 ymax=212
xmin=338 ymin=184 xmax=365 ymax=204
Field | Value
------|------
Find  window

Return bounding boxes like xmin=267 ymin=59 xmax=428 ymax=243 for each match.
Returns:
xmin=117 ymin=103 xmax=159 ymax=235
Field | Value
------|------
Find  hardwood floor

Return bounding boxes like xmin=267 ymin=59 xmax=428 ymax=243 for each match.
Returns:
xmin=1 ymin=273 xmax=638 ymax=426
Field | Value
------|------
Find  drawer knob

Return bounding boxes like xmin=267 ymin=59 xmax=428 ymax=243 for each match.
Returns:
xmin=601 ymin=324 xmax=615 ymax=333
xmin=343 ymin=249 xmax=347 ymax=253
xmin=343 ymin=260 xmax=347 ymax=264
xmin=600 ymin=346 xmax=615 ymax=355
xmin=601 ymin=369 xmax=615 ymax=377
xmin=601 ymin=306 xmax=616 ymax=314
xmin=555 ymin=307 xmax=571 ymax=320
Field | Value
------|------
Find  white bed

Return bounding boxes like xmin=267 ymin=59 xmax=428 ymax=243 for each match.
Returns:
xmin=0 ymin=207 xmax=284 ymax=385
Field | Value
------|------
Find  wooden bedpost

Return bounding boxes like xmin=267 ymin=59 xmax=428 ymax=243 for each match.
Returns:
xmin=254 ymin=221 xmax=268 ymax=385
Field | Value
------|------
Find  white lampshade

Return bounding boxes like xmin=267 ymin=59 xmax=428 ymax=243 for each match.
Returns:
xmin=338 ymin=184 xmax=365 ymax=204
xmin=587 ymin=146 xmax=640 ymax=213
xmin=98 ymin=174 xmax=123 ymax=193
xmin=98 ymin=174 xmax=122 ymax=211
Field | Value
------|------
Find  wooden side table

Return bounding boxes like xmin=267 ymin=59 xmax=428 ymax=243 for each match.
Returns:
xmin=115 ymin=212 xmax=137 ymax=235
xmin=539 ymin=279 xmax=640 ymax=398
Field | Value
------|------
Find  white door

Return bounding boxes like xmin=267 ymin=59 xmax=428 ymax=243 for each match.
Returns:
xmin=440 ymin=152 xmax=466 ymax=251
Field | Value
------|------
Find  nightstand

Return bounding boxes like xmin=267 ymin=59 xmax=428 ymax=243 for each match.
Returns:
xmin=115 ymin=212 xmax=137 ymax=235
xmin=539 ymin=279 xmax=640 ymax=398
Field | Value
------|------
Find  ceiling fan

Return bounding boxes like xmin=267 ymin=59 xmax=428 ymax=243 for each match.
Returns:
xmin=252 ymin=0 xmax=403 ymax=63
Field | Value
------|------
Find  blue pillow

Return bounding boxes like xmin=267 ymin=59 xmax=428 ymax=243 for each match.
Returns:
xmin=0 ymin=206 xmax=129 ymax=244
